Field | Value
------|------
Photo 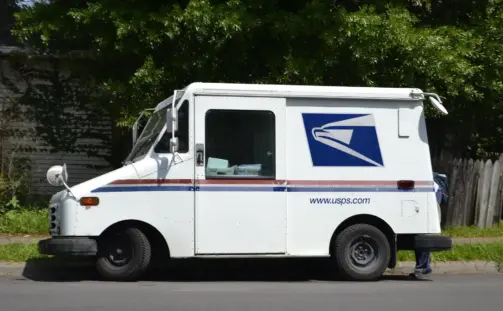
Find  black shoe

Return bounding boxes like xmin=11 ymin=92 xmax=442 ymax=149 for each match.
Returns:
xmin=409 ymin=272 xmax=431 ymax=280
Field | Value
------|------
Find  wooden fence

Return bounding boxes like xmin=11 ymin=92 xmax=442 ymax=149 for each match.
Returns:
xmin=433 ymin=155 xmax=503 ymax=228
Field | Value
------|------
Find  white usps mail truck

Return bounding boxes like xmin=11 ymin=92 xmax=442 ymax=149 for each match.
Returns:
xmin=38 ymin=82 xmax=452 ymax=281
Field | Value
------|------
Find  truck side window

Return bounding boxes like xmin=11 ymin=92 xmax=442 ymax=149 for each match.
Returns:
xmin=154 ymin=100 xmax=189 ymax=154
xmin=204 ymin=109 xmax=276 ymax=179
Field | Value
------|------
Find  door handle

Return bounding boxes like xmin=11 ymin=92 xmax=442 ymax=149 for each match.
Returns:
xmin=196 ymin=151 xmax=204 ymax=166
xmin=196 ymin=143 xmax=204 ymax=167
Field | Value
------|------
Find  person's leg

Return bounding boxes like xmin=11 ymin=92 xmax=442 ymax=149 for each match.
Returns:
xmin=410 ymin=250 xmax=432 ymax=279
xmin=415 ymin=250 xmax=432 ymax=273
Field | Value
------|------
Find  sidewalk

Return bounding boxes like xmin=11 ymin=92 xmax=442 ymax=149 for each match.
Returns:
xmin=0 ymin=235 xmax=49 ymax=245
xmin=1 ymin=234 xmax=502 ymax=245
xmin=451 ymin=237 xmax=503 ymax=244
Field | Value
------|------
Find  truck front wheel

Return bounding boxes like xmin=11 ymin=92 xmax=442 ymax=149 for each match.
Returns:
xmin=333 ymin=223 xmax=391 ymax=281
xmin=96 ymin=227 xmax=152 ymax=281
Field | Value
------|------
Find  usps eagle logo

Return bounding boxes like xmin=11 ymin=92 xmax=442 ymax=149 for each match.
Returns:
xmin=302 ymin=113 xmax=384 ymax=167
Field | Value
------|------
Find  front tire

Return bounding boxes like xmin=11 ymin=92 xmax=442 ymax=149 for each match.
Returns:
xmin=96 ymin=227 xmax=152 ymax=281
xmin=333 ymin=224 xmax=391 ymax=281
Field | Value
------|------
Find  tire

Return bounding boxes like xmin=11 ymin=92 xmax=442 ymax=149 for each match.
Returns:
xmin=96 ymin=227 xmax=152 ymax=281
xmin=333 ymin=224 xmax=391 ymax=281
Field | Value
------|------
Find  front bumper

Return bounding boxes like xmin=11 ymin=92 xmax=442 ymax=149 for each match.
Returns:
xmin=38 ymin=237 xmax=98 ymax=256
xmin=414 ymin=234 xmax=452 ymax=252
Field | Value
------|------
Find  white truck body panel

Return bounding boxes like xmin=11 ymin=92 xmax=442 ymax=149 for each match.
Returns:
xmin=47 ymin=82 xmax=442 ymax=258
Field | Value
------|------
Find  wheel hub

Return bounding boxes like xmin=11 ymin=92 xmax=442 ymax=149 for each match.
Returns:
xmin=106 ymin=236 xmax=132 ymax=267
xmin=350 ymin=238 xmax=377 ymax=266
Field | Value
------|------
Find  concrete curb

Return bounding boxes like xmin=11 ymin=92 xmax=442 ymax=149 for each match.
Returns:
xmin=0 ymin=236 xmax=48 ymax=245
xmin=387 ymin=260 xmax=502 ymax=275
xmin=452 ymin=237 xmax=503 ymax=244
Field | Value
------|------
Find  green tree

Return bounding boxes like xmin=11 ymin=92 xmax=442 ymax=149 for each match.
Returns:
xmin=10 ymin=0 xmax=503 ymax=160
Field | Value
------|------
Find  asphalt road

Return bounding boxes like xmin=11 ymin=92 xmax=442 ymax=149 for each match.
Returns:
xmin=0 ymin=274 xmax=502 ymax=311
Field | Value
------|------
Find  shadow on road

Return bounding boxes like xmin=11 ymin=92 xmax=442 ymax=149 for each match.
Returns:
xmin=21 ymin=257 xmax=416 ymax=283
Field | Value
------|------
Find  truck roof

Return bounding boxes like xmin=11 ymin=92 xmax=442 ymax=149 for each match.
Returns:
xmin=155 ymin=82 xmax=427 ymax=111
xmin=186 ymin=82 xmax=425 ymax=101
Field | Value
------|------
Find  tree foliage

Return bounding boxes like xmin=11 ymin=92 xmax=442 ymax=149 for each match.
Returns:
xmin=10 ymin=0 xmax=503 ymax=158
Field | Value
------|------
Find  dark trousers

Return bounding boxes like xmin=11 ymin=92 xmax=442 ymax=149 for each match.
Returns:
xmin=414 ymin=250 xmax=432 ymax=274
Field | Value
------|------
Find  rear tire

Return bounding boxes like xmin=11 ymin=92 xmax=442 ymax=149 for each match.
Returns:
xmin=333 ymin=223 xmax=391 ymax=281
xmin=96 ymin=227 xmax=152 ymax=281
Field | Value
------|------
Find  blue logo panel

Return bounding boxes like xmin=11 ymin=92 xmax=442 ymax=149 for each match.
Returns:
xmin=302 ymin=113 xmax=384 ymax=167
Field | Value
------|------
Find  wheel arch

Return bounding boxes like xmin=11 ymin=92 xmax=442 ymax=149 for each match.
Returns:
xmin=99 ymin=219 xmax=171 ymax=258
xmin=329 ymin=214 xmax=397 ymax=268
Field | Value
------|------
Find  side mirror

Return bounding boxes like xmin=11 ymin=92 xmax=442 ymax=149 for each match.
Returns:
xmin=429 ymin=96 xmax=448 ymax=115
xmin=170 ymin=137 xmax=179 ymax=153
xmin=172 ymin=106 xmax=178 ymax=132
xmin=166 ymin=108 xmax=178 ymax=132
xmin=46 ymin=164 xmax=69 ymax=187
xmin=410 ymin=90 xmax=448 ymax=116
xmin=170 ymin=90 xmax=179 ymax=132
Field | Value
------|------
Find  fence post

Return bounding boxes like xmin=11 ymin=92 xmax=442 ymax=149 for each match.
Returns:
xmin=474 ymin=160 xmax=485 ymax=226
xmin=446 ymin=158 xmax=460 ymax=226
xmin=461 ymin=159 xmax=476 ymax=226
xmin=477 ymin=160 xmax=493 ymax=228
xmin=486 ymin=159 xmax=500 ymax=227
xmin=453 ymin=159 xmax=468 ymax=226
xmin=495 ymin=154 xmax=503 ymax=223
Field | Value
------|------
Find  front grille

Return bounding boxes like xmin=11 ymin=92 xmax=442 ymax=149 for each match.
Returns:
xmin=49 ymin=203 xmax=60 ymax=235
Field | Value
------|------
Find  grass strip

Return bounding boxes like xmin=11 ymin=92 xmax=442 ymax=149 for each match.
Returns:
xmin=0 ymin=209 xmax=48 ymax=235
xmin=0 ymin=243 xmax=48 ymax=262
xmin=0 ymin=243 xmax=502 ymax=263
xmin=442 ymin=221 xmax=503 ymax=238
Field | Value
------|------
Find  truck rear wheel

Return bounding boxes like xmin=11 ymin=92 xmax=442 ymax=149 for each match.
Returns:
xmin=96 ymin=227 xmax=152 ymax=281
xmin=333 ymin=223 xmax=391 ymax=281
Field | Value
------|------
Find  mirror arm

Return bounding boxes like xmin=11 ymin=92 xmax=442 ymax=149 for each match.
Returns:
xmin=410 ymin=90 xmax=448 ymax=115
xmin=422 ymin=92 xmax=443 ymax=104
xmin=171 ymin=90 xmax=178 ymax=140
xmin=60 ymin=178 xmax=76 ymax=198
xmin=168 ymin=90 xmax=180 ymax=154
xmin=61 ymin=164 xmax=76 ymax=198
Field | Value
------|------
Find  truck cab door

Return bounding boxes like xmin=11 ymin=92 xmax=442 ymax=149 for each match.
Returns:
xmin=193 ymin=95 xmax=287 ymax=255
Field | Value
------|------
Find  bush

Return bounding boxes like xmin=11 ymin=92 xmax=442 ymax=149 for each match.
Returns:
xmin=0 ymin=150 xmax=32 ymax=213
xmin=0 ymin=208 xmax=48 ymax=235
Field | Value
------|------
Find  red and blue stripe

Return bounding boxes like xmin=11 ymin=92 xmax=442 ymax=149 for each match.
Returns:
xmin=91 ymin=179 xmax=435 ymax=193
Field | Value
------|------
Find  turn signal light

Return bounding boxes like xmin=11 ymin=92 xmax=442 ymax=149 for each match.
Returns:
xmin=80 ymin=197 xmax=100 ymax=206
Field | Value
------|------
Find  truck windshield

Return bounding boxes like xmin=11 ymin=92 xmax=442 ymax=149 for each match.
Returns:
xmin=125 ymin=106 xmax=169 ymax=163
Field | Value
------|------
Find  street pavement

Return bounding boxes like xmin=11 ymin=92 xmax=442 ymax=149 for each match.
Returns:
xmin=0 ymin=274 xmax=501 ymax=311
